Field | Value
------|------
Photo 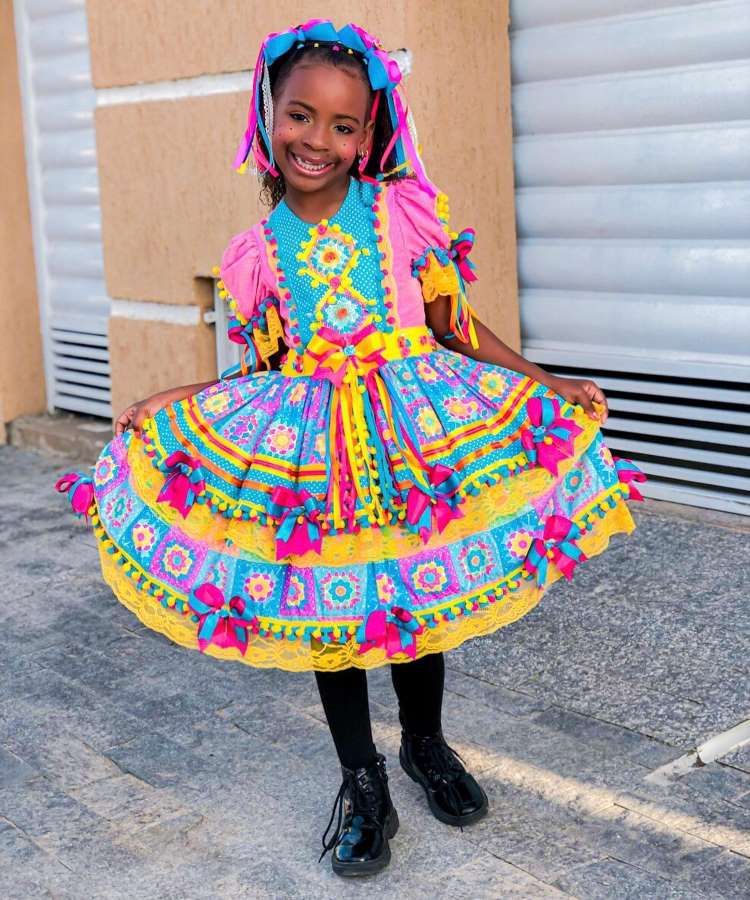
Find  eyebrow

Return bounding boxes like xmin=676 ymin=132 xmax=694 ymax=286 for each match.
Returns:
xmin=287 ymin=99 xmax=361 ymax=125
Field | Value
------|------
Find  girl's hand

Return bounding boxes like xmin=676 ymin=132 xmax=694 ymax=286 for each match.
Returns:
xmin=548 ymin=376 xmax=609 ymax=424
xmin=115 ymin=392 xmax=173 ymax=436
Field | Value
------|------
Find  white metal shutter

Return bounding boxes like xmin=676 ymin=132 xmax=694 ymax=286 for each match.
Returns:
xmin=510 ymin=0 xmax=750 ymax=515
xmin=14 ymin=0 xmax=112 ymax=417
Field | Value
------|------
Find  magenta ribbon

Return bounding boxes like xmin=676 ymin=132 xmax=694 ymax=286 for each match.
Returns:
xmin=309 ymin=323 xmax=388 ymax=387
xmin=55 ymin=472 xmax=95 ymax=522
xmin=405 ymin=463 xmax=464 ymax=543
xmin=521 ymin=397 xmax=583 ymax=476
xmin=613 ymin=456 xmax=647 ymax=501
xmin=356 ymin=606 xmax=424 ymax=660
xmin=450 ymin=229 xmax=478 ymax=284
xmin=267 ymin=485 xmax=322 ymax=560
xmin=157 ymin=451 xmax=205 ymax=518
xmin=188 ymin=583 xmax=254 ymax=654
xmin=523 ymin=514 xmax=587 ymax=587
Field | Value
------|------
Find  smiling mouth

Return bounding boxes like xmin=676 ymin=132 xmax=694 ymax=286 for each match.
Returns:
xmin=289 ymin=151 xmax=335 ymax=176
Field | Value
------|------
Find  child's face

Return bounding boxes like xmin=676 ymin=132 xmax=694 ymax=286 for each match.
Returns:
xmin=271 ymin=61 xmax=373 ymax=195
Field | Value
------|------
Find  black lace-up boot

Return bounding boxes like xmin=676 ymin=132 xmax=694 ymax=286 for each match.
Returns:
xmin=319 ymin=752 xmax=399 ymax=877
xmin=400 ymin=727 xmax=489 ymax=827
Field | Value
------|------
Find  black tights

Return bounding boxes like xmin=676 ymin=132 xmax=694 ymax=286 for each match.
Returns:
xmin=314 ymin=652 xmax=445 ymax=770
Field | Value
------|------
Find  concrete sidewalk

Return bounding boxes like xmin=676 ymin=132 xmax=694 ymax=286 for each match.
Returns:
xmin=1 ymin=445 xmax=749 ymax=899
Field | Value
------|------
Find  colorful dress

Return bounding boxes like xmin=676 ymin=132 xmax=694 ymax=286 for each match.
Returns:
xmin=57 ymin=175 xmax=645 ymax=672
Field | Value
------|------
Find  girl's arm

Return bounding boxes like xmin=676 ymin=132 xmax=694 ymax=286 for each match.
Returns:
xmin=425 ymin=295 xmax=609 ymax=424
xmin=115 ymin=340 xmax=288 ymax=436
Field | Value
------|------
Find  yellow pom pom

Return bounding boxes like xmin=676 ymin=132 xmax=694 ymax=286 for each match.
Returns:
xmin=212 ymin=265 xmax=220 ymax=276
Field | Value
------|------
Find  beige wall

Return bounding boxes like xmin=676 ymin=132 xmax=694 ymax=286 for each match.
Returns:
xmin=89 ymin=1 xmax=519 ymax=415
xmin=0 ymin=3 xmax=46 ymax=430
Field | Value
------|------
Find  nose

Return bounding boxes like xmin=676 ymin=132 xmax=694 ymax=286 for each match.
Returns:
xmin=302 ymin=122 xmax=329 ymax=153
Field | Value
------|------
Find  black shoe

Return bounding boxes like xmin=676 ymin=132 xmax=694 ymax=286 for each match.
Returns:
xmin=400 ymin=728 xmax=489 ymax=827
xmin=319 ymin=753 xmax=400 ymax=878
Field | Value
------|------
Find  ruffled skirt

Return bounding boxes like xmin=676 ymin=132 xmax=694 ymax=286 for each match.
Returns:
xmin=57 ymin=343 xmax=643 ymax=671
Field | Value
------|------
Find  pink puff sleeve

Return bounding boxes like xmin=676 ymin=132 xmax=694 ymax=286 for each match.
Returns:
xmin=389 ymin=177 xmax=480 ymax=349
xmin=216 ymin=227 xmax=283 ymax=371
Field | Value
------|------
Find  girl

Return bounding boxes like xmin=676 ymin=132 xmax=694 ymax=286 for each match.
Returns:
xmin=56 ymin=20 xmax=645 ymax=879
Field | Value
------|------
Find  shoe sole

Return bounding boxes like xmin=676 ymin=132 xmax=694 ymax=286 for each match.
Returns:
xmin=400 ymin=750 xmax=489 ymax=827
xmin=331 ymin=808 xmax=400 ymax=878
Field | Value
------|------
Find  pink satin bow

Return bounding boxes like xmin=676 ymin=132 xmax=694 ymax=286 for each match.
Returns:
xmin=189 ymin=583 xmax=255 ymax=654
xmin=521 ymin=397 xmax=583 ymax=476
xmin=450 ymin=229 xmax=478 ymax=284
xmin=157 ymin=451 xmax=205 ymax=518
xmin=613 ymin=456 xmax=647 ymax=501
xmin=357 ymin=606 xmax=424 ymax=660
xmin=267 ymin=485 xmax=322 ymax=560
xmin=406 ymin=463 xmax=464 ymax=543
xmin=523 ymin=514 xmax=587 ymax=586
xmin=55 ymin=472 xmax=95 ymax=522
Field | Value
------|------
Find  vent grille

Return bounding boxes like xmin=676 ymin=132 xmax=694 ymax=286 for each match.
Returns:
xmin=50 ymin=328 xmax=111 ymax=418
xmin=530 ymin=358 xmax=750 ymax=515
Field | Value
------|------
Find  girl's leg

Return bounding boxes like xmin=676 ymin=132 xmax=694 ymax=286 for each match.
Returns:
xmin=314 ymin=668 xmax=378 ymax=770
xmin=314 ymin=668 xmax=398 ymax=877
xmin=390 ymin=651 xmax=445 ymax=734
xmin=392 ymin=651 xmax=489 ymax=826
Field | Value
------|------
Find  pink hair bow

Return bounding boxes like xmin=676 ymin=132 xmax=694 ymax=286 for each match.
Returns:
xmin=523 ymin=514 xmax=587 ymax=587
xmin=613 ymin=456 xmax=647 ymax=501
xmin=521 ymin=397 xmax=583 ymax=476
xmin=189 ymin=583 xmax=255 ymax=654
xmin=356 ymin=606 xmax=424 ymax=660
xmin=405 ymin=463 xmax=464 ymax=543
xmin=157 ymin=451 xmax=205 ymax=518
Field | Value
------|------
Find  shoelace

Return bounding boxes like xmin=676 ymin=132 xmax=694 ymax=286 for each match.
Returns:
xmin=319 ymin=779 xmax=347 ymax=863
xmin=318 ymin=769 xmax=385 ymax=863
xmin=412 ymin=736 xmax=469 ymax=829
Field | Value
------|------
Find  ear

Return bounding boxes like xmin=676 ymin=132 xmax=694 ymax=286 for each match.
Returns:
xmin=359 ymin=118 xmax=375 ymax=157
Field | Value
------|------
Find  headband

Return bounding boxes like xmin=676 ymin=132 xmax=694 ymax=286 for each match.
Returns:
xmin=232 ymin=19 xmax=435 ymax=196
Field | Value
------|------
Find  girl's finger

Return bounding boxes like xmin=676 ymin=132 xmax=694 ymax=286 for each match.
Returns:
xmin=575 ymin=388 xmax=596 ymax=417
xmin=587 ymin=383 xmax=608 ymax=423
xmin=115 ymin=408 xmax=134 ymax=436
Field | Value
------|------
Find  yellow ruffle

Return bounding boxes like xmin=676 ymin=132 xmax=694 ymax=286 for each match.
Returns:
xmin=420 ymin=253 xmax=462 ymax=304
xmin=97 ymin=498 xmax=635 ymax=672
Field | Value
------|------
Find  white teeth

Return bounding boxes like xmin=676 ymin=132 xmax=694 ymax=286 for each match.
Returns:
xmin=292 ymin=152 xmax=329 ymax=172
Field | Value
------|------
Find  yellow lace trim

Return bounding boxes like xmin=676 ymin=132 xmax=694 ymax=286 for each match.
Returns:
xmin=127 ymin=402 xmax=603 ymax=565
xmin=97 ymin=500 xmax=635 ymax=672
xmin=420 ymin=253 xmax=462 ymax=304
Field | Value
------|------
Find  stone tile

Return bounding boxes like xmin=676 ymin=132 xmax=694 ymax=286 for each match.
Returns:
xmin=671 ymin=761 xmax=750 ymax=805
xmin=0 ymin=672 xmax=143 ymax=752
xmin=0 ymin=745 xmax=38 ymax=786
xmin=719 ymin=741 xmax=750 ymax=775
xmin=105 ymin=733 xmax=210 ymax=793
xmin=531 ymin=706 xmax=678 ymax=769
xmin=70 ymin=773 xmax=193 ymax=836
xmin=446 ymin=667 xmax=553 ymax=717
xmin=421 ymin=851 xmax=572 ymax=899
xmin=615 ymin=779 xmax=750 ymax=855
xmin=551 ymin=858 xmax=708 ymax=899
xmin=0 ymin=777 xmax=112 ymax=856
xmin=3 ymin=722 xmax=122 ymax=791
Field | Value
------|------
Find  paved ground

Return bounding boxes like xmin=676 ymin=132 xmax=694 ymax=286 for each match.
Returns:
xmin=2 ymin=444 xmax=750 ymax=900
